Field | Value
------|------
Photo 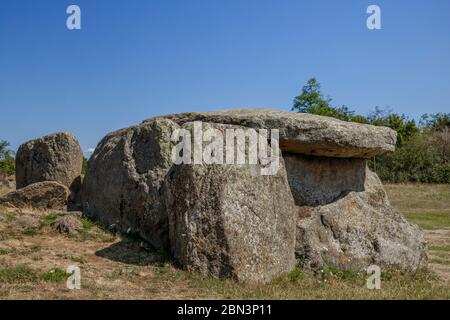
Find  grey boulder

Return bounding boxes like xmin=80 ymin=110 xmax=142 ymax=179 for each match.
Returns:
xmin=0 ymin=181 xmax=69 ymax=211
xmin=294 ymin=164 xmax=427 ymax=272
xmin=82 ymin=118 xmax=179 ymax=249
xmin=15 ymin=132 xmax=83 ymax=189
xmin=51 ymin=214 xmax=83 ymax=235
xmin=165 ymin=122 xmax=297 ymax=283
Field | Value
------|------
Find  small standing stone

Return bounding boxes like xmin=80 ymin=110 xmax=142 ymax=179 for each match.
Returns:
xmin=15 ymin=132 xmax=83 ymax=189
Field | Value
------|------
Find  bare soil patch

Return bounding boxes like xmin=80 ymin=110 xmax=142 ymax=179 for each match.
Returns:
xmin=0 ymin=183 xmax=448 ymax=299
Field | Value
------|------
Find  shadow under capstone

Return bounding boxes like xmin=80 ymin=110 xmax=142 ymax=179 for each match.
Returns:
xmin=283 ymin=153 xmax=366 ymax=207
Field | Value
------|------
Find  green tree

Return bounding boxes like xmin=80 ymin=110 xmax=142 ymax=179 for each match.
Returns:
xmin=420 ymin=113 xmax=450 ymax=131
xmin=82 ymin=157 xmax=88 ymax=175
xmin=0 ymin=140 xmax=15 ymax=176
xmin=293 ymin=78 xmax=366 ymax=122
xmin=293 ymin=78 xmax=332 ymax=112
xmin=292 ymin=79 xmax=448 ymax=183
xmin=420 ymin=113 xmax=450 ymax=164
xmin=350 ymin=115 xmax=370 ymax=124
xmin=0 ymin=157 xmax=15 ymax=176
xmin=0 ymin=140 xmax=14 ymax=160
xmin=371 ymin=134 xmax=449 ymax=183
xmin=367 ymin=107 xmax=419 ymax=147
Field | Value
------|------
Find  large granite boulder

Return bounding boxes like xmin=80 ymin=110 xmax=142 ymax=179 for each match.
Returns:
xmin=81 ymin=108 xmax=426 ymax=280
xmin=0 ymin=181 xmax=69 ymax=211
xmin=82 ymin=118 xmax=179 ymax=249
xmin=15 ymin=132 xmax=83 ymax=189
xmin=165 ymin=122 xmax=297 ymax=283
xmin=148 ymin=108 xmax=397 ymax=158
xmin=292 ymin=161 xmax=427 ymax=271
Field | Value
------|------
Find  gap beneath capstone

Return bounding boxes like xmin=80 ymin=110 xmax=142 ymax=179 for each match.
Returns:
xmin=282 ymin=153 xmax=366 ymax=208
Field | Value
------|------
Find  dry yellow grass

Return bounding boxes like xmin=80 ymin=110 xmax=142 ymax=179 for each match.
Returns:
xmin=385 ymin=183 xmax=450 ymax=214
xmin=0 ymin=186 xmax=12 ymax=197
xmin=385 ymin=183 xmax=450 ymax=283
xmin=0 ymin=183 xmax=448 ymax=300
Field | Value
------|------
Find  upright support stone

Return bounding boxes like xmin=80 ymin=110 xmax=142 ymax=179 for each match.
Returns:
xmin=293 ymin=163 xmax=427 ymax=271
xmin=165 ymin=122 xmax=297 ymax=283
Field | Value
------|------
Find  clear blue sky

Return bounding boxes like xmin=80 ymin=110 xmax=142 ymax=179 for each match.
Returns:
xmin=1 ymin=0 xmax=449 ymax=154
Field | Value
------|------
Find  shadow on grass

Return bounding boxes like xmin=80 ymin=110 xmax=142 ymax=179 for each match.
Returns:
xmin=95 ymin=237 xmax=169 ymax=266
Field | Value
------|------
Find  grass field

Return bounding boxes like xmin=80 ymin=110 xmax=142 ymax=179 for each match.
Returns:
xmin=385 ymin=183 xmax=450 ymax=284
xmin=0 ymin=183 xmax=449 ymax=299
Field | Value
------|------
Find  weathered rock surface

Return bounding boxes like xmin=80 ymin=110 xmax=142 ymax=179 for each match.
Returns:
xmin=79 ymin=108 xmax=424 ymax=280
xmin=165 ymin=122 xmax=296 ymax=283
xmin=284 ymin=154 xmax=366 ymax=206
xmin=0 ymin=181 xmax=69 ymax=211
xmin=51 ymin=214 xmax=83 ymax=235
xmin=294 ymin=164 xmax=427 ymax=272
xmin=15 ymin=132 xmax=83 ymax=189
xmin=82 ymin=118 xmax=180 ymax=249
xmin=148 ymin=108 xmax=397 ymax=158
xmin=69 ymin=175 xmax=83 ymax=208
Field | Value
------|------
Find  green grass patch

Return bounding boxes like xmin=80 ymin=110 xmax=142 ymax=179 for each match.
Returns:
xmin=288 ymin=268 xmax=305 ymax=282
xmin=0 ymin=265 xmax=71 ymax=284
xmin=41 ymin=268 xmax=70 ymax=282
xmin=42 ymin=213 xmax=58 ymax=224
xmin=80 ymin=218 xmax=95 ymax=230
xmin=431 ymin=258 xmax=450 ymax=266
xmin=22 ymin=227 xmax=38 ymax=236
xmin=322 ymin=265 xmax=358 ymax=280
xmin=96 ymin=231 xmax=116 ymax=242
xmin=0 ymin=266 xmax=38 ymax=283
xmin=0 ymin=246 xmax=41 ymax=256
xmin=75 ymin=217 xmax=116 ymax=242
xmin=76 ymin=227 xmax=116 ymax=243
xmin=403 ymin=212 xmax=450 ymax=230
xmin=177 ymin=267 xmax=448 ymax=300
xmin=429 ymin=245 xmax=450 ymax=252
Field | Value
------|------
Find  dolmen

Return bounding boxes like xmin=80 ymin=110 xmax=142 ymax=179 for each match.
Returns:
xmin=79 ymin=109 xmax=427 ymax=283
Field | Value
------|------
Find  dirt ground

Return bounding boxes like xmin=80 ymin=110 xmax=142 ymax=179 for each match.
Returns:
xmin=0 ymin=183 xmax=449 ymax=300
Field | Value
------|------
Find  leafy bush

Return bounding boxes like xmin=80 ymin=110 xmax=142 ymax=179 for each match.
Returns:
xmin=0 ymin=140 xmax=15 ymax=176
xmin=81 ymin=157 xmax=88 ymax=175
xmin=293 ymin=78 xmax=364 ymax=122
xmin=369 ymin=134 xmax=450 ymax=183
xmin=0 ymin=140 xmax=14 ymax=159
xmin=0 ymin=157 xmax=15 ymax=176
xmin=293 ymin=79 xmax=450 ymax=183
